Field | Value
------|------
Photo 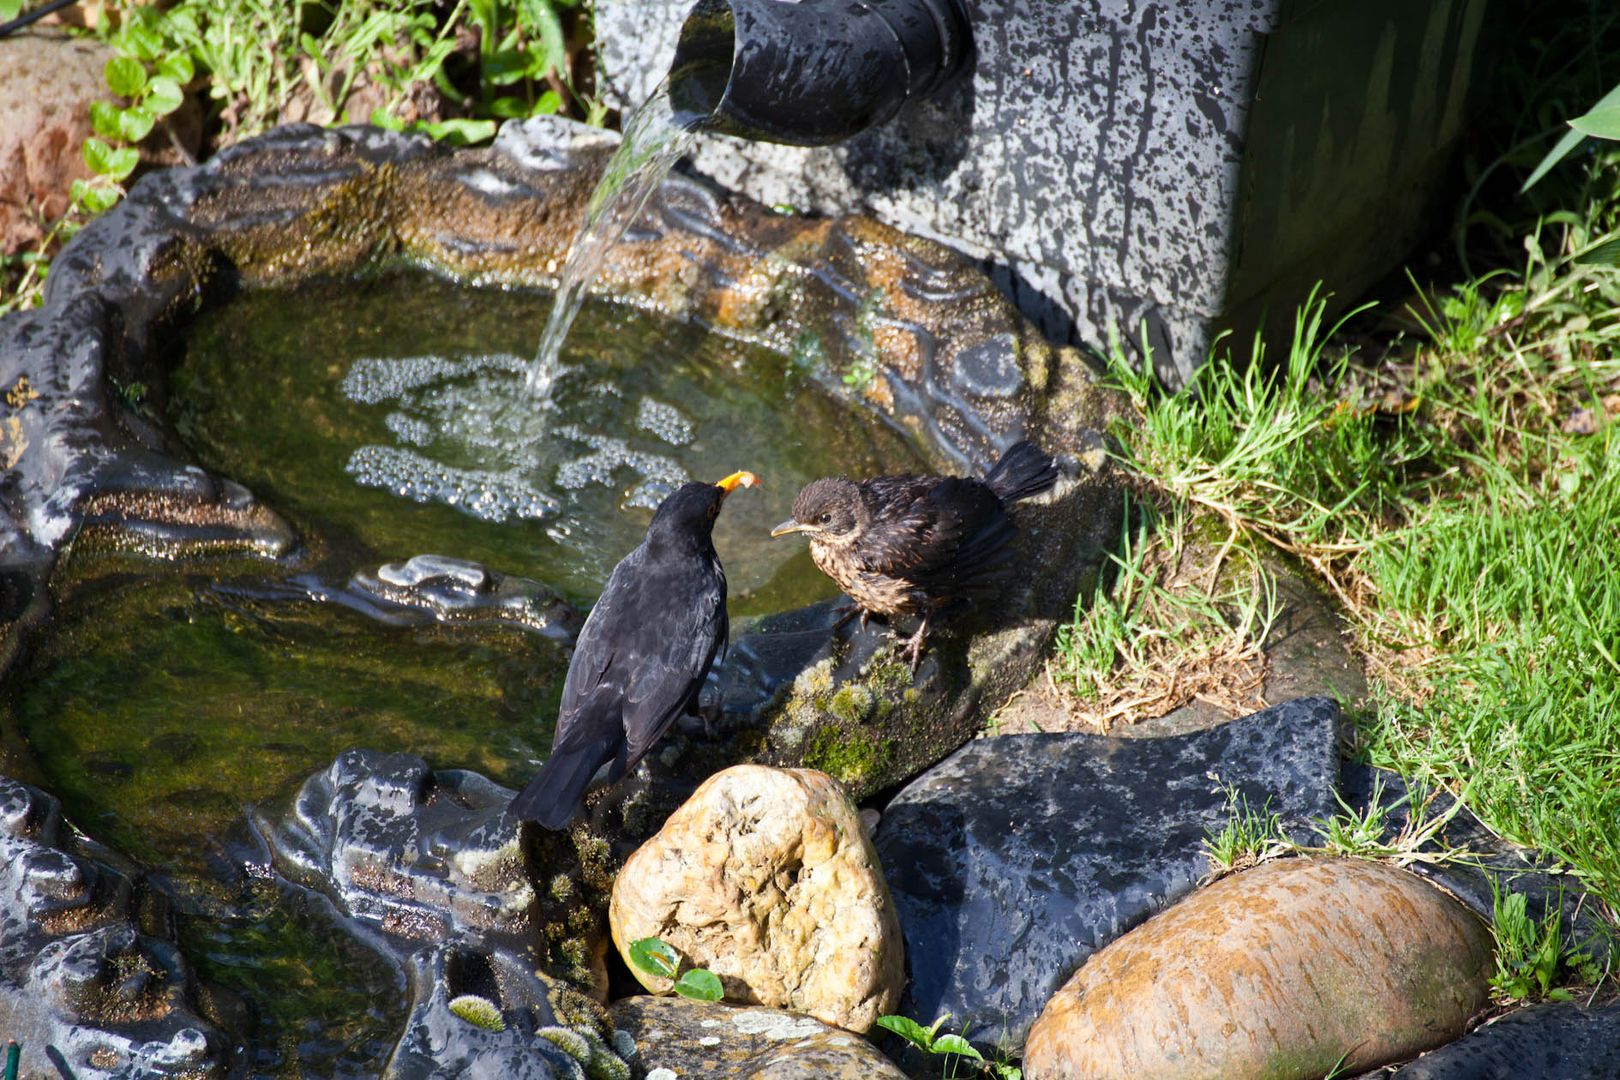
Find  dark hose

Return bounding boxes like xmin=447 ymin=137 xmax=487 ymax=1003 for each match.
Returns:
xmin=669 ymin=0 xmax=972 ymax=146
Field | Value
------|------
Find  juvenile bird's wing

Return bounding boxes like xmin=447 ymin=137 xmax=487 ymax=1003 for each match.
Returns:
xmin=860 ymin=477 xmax=1015 ymax=595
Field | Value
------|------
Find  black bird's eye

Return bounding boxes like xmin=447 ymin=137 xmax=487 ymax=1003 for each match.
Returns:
xmin=819 ymin=513 xmax=832 ymax=524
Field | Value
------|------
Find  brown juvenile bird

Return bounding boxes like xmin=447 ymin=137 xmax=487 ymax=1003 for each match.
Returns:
xmin=510 ymin=470 xmax=758 ymax=830
xmin=771 ymin=441 xmax=1058 ymax=671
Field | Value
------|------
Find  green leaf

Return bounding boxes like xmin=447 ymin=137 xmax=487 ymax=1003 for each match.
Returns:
xmin=490 ymin=95 xmax=531 ymax=119
xmin=120 ymin=23 xmax=163 ymax=62
xmin=89 ymin=101 xmax=124 ymax=141
xmin=144 ymin=77 xmax=183 ymax=117
xmin=0 ymin=0 xmax=24 ymax=21
xmin=534 ymin=89 xmax=562 ymax=115
xmin=116 ymin=106 xmax=155 ymax=144
xmin=104 ymin=56 xmax=148 ymax=99
xmin=72 ymin=180 xmax=121 ymax=215
xmin=416 ymin=118 xmax=497 ymax=146
xmin=874 ymin=1015 xmax=934 ymax=1051
xmin=156 ymin=54 xmax=195 ymax=85
xmin=931 ymin=1034 xmax=984 ymax=1061
xmin=1576 ymin=238 xmax=1620 ymax=267
xmin=484 ymin=47 xmax=537 ymax=86
xmin=1524 ymin=80 xmax=1620 ymax=191
xmin=672 ymin=969 xmax=724 ymax=1002
xmin=1570 ymin=106 xmax=1620 ymax=142
xmin=627 ymin=937 xmax=679 ymax=980
xmin=369 ymin=107 xmax=406 ymax=132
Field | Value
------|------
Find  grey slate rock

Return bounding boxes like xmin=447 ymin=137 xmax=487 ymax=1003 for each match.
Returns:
xmin=1388 ymin=1002 xmax=1620 ymax=1079
xmin=0 ymin=777 xmax=233 ymax=1078
xmin=873 ymin=695 xmax=1341 ymax=1045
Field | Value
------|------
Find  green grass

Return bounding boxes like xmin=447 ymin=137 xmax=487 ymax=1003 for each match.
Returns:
xmin=1069 ymin=134 xmax=1620 ymax=925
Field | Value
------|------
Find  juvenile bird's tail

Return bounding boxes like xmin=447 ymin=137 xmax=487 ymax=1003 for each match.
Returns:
xmin=509 ymin=740 xmax=613 ymax=830
xmin=983 ymin=440 xmax=1059 ymax=504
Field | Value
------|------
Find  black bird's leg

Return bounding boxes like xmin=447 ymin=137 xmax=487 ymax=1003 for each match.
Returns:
xmin=831 ymin=602 xmax=864 ymax=631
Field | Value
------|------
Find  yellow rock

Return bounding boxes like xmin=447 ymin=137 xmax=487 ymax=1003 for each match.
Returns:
xmin=610 ymin=765 xmax=904 ymax=1033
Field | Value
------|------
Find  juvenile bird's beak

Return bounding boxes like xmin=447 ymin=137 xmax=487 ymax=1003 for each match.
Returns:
xmin=770 ymin=518 xmax=816 ymax=538
xmin=715 ymin=470 xmax=760 ymax=496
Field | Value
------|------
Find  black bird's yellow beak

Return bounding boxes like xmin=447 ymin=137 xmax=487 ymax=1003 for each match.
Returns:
xmin=715 ymin=470 xmax=760 ymax=496
xmin=770 ymin=518 xmax=817 ymax=538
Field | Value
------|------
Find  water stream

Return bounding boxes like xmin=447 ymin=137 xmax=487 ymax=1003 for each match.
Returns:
xmin=524 ymin=82 xmax=701 ymax=397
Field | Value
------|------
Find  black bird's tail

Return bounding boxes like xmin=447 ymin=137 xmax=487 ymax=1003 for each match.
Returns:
xmin=983 ymin=440 xmax=1059 ymax=504
xmin=509 ymin=740 xmax=612 ymax=830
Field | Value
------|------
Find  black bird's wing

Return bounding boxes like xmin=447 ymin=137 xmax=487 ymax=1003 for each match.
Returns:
xmin=557 ymin=543 xmax=727 ymax=782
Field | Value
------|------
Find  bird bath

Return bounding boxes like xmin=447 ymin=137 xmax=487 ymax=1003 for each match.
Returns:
xmin=0 ymin=117 xmax=1123 ymax=1076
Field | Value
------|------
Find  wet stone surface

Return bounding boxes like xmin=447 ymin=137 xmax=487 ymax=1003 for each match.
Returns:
xmin=0 ymin=777 xmax=233 ymax=1078
xmin=610 ymin=995 xmax=908 ymax=1080
xmin=0 ymin=114 xmax=1126 ymax=1074
xmin=873 ymin=696 xmax=1342 ymax=1045
xmin=1386 ymin=1001 xmax=1620 ymax=1079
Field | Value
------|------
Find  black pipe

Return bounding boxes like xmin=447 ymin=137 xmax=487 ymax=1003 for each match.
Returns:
xmin=669 ymin=0 xmax=972 ymax=146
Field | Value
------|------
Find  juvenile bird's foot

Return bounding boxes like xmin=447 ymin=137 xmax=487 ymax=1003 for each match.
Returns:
xmin=831 ymin=603 xmax=873 ymax=632
xmin=900 ymin=618 xmax=931 ymax=675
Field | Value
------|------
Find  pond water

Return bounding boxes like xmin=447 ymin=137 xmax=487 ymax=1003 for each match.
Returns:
xmin=4 ymin=269 xmax=928 ymax=1074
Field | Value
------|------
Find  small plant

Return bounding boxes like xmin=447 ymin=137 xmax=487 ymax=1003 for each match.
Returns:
xmin=1487 ymin=882 xmax=1602 ymax=1004
xmin=626 ymin=937 xmax=724 ymax=1002
xmin=876 ymin=1014 xmax=1020 ymax=1080
xmin=1203 ymin=781 xmax=1291 ymax=876
xmin=448 ymin=993 xmax=506 ymax=1031
xmin=78 ymin=39 xmax=194 ymax=214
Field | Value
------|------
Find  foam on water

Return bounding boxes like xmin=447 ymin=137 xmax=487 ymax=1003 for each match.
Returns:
xmin=635 ymin=397 xmax=694 ymax=445
xmin=345 ymin=444 xmax=557 ymax=524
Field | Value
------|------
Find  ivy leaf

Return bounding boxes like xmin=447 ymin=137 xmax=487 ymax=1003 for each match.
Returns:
xmin=104 ymin=56 xmax=148 ymax=99
xmin=156 ymin=54 xmax=195 ymax=85
xmin=89 ymin=100 xmax=124 ymax=140
xmin=627 ymin=937 xmax=679 ymax=980
xmin=117 ymin=106 xmax=155 ymax=144
xmin=874 ymin=1015 xmax=934 ymax=1051
xmin=671 ymin=969 xmax=723 ymax=1002
xmin=145 ymin=77 xmax=184 ymax=117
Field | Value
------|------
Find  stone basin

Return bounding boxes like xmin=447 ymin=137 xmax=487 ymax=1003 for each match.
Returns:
xmin=0 ymin=116 xmax=1124 ymax=1073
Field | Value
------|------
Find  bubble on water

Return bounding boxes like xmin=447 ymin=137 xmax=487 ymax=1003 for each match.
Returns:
xmin=346 ymin=444 xmax=558 ymax=524
xmin=636 ymin=398 xmax=694 ymax=446
xmin=384 ymin=411 xmax=436 ymax=448
xmin=340 ymin=352 xmax=526 ymax=405
xmin=554 ymin=425 xmax=688 ymax=498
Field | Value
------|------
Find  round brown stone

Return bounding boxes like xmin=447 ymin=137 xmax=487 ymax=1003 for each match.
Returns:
xmin=1023 ymin=856 xmax=1493 ymax=1079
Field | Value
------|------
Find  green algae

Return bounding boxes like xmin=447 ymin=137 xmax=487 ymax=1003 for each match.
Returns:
xmin=9 ymin=573 xmax=566 ymax=873
xmin=802 ymin=724 xmax=894 ymax=790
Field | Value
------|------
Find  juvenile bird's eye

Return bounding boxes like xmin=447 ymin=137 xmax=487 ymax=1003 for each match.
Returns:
xmin=819 ymin=512 xmax=832 ymax=524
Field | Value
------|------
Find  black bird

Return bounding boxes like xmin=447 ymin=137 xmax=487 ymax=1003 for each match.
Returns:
xmin=770 ymin=441 xmax=1058 ymax=671
xmin=510 ymin=470 xmax=758 ymax=829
